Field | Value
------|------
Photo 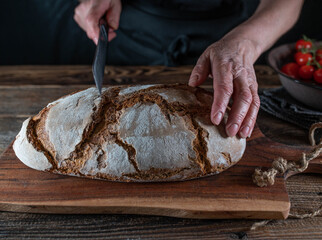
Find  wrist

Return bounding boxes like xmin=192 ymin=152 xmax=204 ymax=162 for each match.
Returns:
xmin=221 ymin=30 xmax=263 ymax=64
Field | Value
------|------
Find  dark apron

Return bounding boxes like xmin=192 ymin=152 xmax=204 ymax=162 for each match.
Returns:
xmin=0 ymin=0 xmax=259 ymax=66
xmin=110 ymin=0 xmax=259 ymax=66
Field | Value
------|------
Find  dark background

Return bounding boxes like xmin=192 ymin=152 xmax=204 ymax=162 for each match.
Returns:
xmin=0 ymin=0 xmax=321 ymax=66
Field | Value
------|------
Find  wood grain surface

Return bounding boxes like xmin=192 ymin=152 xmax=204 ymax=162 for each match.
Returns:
xmin=1 ymin=125 xmax=320 ymax=219
xmin=0 ymin=65 xmax=321 ymax=239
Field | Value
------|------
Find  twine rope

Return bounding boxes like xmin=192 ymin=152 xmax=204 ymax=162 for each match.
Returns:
xmin=251 ymin=205 xmax=322 ymax=230
xmin=252 ymin=122 xmax=322 ymax=187
xmin=288 ymin=204 xmax=322 ymax=219
xmin=250 ymin=122 xmax=322 ymax=230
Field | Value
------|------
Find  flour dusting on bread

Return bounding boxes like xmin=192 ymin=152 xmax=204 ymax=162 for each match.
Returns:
xmin=13 ymin=84 xmax=246 ymax=182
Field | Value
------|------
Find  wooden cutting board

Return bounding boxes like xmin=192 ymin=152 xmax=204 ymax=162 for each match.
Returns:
xmin=0 ymin=126 xmax=321 ymax=219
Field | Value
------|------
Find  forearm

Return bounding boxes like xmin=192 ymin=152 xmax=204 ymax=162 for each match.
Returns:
xmin=223 ymin=0 xmax=304 ymax=62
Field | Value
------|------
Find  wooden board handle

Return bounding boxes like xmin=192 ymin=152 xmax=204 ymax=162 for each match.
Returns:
xmin=305 ymin=158 xmax=322 ymax=174
xmin=285 ymin=158 xmax=322 ymax=179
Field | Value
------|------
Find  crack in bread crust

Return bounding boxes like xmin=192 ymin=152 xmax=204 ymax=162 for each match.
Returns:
xmin=27 ymin=118 xmax=57 ymax=170
xmin=115 ymin=138 xmax=139 ymax=172
xmin=191 ymin=118 xmax=212 ymax=173
xmin=96 ymin=148 xmax=107 ymax=170
xmin=59 ymin=87 xmax=122 ymax=174
xmin=184 ymin=116 xmax=212 ymax=174
xmin=25 ymin=84 xmax=232 ymax=182
xmin=115 ymin=90 xmax=212 ymax=178
xmin=221 ymin=152 xmax=232 ymax=165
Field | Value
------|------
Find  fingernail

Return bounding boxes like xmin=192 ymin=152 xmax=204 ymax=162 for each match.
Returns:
xmin=226 ymin=123 xmax=239 ymax=137
xmin=213 ymin=112 xmax=223 ymax=125
xmin=94 ymin=37 xmax=98 ymax=45
xmin=248 ymin=127 xmax=254 ymax=138
xmin=240 ymin=126 xmax=250 ymax=138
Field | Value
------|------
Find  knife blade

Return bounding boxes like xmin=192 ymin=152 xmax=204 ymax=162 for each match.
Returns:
xmin=92 ymin=18 xmax=109 ymax=95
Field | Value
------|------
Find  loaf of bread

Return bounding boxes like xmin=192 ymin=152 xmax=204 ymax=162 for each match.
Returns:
xmin=13 ymin=84 xmax=246 ymax=182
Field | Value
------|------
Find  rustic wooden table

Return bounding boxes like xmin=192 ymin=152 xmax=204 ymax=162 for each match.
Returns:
xmin=0 ymin=65 xmax=321 ymax=239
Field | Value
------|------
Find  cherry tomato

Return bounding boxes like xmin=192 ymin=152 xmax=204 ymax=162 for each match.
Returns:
xmin=298 ymin=65 xmax=314 ymax=80
xmin=294 ymin=52 xmax=312 ymax=66
xmin=295 ymin=39 xmax=312 ymax=51
xmin=319 ymin=60 xmax=322 ymax=66
xmin=281 ymin=63 xmax=300 ymax=79
xmin=313 ymin=69 xmax=322 ymax=83
xmin=316 ymin=49 xmax=322 ymax=61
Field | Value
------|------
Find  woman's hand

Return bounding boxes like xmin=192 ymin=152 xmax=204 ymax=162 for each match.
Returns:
xmin=189 ymin=0 xmax=304 ymax=138
xmin=74 ymin=0 xmax=122 ymax=44
xmin=188 ymin=37 xmax=261 ymax=138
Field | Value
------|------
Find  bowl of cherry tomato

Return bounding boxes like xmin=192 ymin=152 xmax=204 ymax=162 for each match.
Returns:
xmin=267 ymin=36 xmax=322 ymax=111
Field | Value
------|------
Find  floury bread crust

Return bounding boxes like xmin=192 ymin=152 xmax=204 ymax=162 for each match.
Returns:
xmin=13 ymin=84 xmax=246 ymax=182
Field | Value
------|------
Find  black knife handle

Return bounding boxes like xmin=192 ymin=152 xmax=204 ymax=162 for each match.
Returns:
xmin=99 ymin=17 xmax=108 ymax=42
xmin=99 ymin=17 xmax=107 ymax=27
xmin=92 ymin=17 xmax=109 ymax=94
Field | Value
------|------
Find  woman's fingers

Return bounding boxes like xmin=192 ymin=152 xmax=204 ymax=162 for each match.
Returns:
xmin=188 ymin=53 xmax=210 ymax=87
xmin=238 ymin=80 xmax=260 ymax=138
xmin=189 ymin=51 xmax=234 ymax=127
xmin=189 ymin=38 xmax=260 ymax=138
xmin=225 ymin=69 xmax=253 ymax=137
xmin=108 ymin=28 xmax=117 ymax=42
xmin=74 ymin=0 xmax=121 ymax=44
xmin=105 ymin=0 xmax=122 ymax=30
xmin=222 ymin=67 xmax=259 ymax=138
xmin=210 ymin=62 xmax=234 ymax=126
xmin=86 ymin=1 xmax=110 ymax=42
xmin=74 ymin=1 xmax=91 ymax=33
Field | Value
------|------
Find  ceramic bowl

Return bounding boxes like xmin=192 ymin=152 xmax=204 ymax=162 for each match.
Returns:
xmin=267 ymin=43 xmax=322 ymax=111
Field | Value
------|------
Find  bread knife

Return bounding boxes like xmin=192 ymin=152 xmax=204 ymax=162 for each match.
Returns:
xmin=92 ymin=18 xmax=109 ymax=95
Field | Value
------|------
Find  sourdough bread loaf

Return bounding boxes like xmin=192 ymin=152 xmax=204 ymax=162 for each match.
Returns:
xmin=13 ymin=84 xmax=246 ymax=182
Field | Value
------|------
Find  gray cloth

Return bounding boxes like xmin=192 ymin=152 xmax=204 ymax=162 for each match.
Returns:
xmin=259 ymin=87 xmax=322 ymax=130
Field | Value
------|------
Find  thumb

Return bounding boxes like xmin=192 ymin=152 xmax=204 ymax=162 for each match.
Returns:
xmin=86 ymin=2 xmax=109 ymax=42
xmin=188 ymin=54 xmax=210 ymax=87
xmin=106 ymin=0 xmax=122 ymax=30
